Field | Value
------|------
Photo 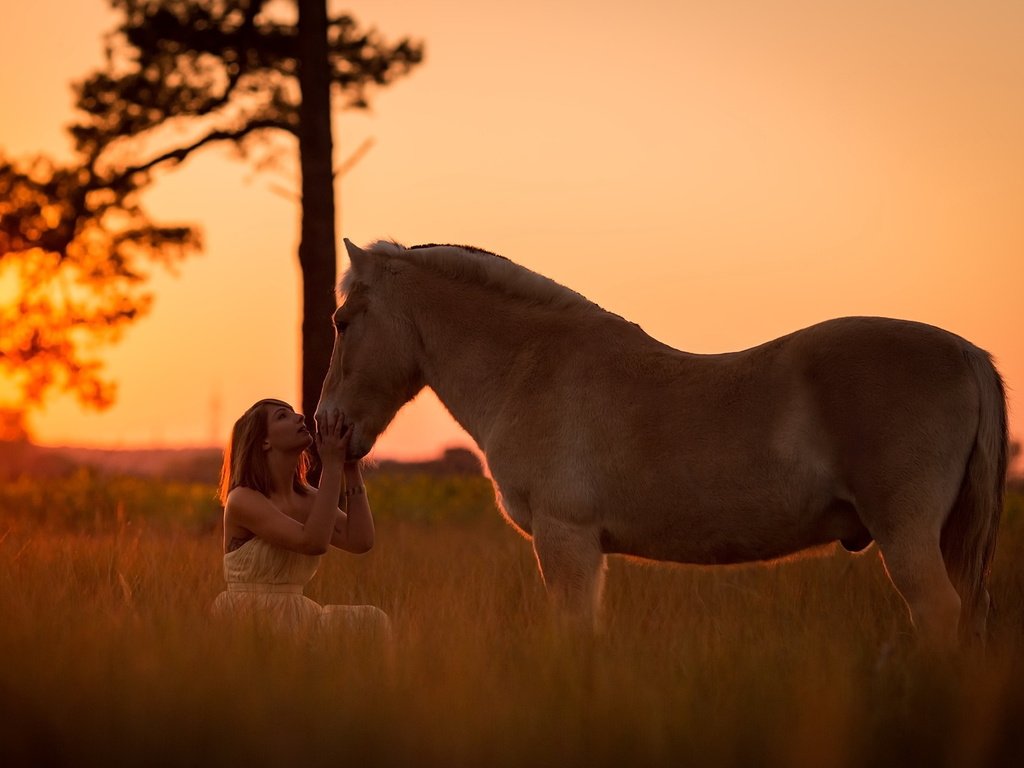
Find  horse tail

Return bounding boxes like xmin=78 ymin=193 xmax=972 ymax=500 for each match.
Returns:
xmin=940 ymin=347 xmax=1008 ymax=643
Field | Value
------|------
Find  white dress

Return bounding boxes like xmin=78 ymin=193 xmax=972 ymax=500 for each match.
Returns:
xmin=211 ymin=537 xmax=390 ymax=637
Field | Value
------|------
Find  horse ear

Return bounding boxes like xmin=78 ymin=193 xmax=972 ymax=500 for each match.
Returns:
xmin=343 ymin=238 xmax=372 ymax=274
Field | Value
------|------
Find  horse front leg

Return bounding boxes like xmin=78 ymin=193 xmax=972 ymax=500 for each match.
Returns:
xmin=531 ymin=515 xmax=607 ymax=632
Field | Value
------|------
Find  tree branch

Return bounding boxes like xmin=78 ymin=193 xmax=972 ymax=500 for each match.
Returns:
xmin=107 ymin=117 xmax=296 ymax=184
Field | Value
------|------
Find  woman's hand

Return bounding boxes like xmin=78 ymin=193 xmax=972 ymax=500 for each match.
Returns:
xmin=316 ymin=409 xmax=352 ymax=467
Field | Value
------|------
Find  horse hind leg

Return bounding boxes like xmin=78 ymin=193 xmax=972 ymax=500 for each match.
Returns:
xmin=875 ymin=528 xmax=962 ymax=650
xmin=531 ymin=515 xmax=607 ymax=632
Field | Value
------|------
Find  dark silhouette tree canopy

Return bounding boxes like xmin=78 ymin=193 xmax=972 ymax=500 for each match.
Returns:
xmin=1 ymin=0 xmax=422 ymax=444
xmin=71 ymin=0 xmax=424 ymax=440
xmin=73 ymin=0 xmax=423 ymax=169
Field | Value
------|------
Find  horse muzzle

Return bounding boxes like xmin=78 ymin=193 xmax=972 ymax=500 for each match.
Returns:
xmin=347 ymin=425 xmax=374 ymax=461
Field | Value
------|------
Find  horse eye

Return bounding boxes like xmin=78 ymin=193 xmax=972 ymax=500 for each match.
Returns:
xmin=334 ymin=318 xmax=348 ymax=333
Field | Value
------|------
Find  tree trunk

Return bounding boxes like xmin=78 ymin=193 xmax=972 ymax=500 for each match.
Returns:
xmin=297 ymin=0 xmax=337 ymax=479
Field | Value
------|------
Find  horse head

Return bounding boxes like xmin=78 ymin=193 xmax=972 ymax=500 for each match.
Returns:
xmin=315 ymin=239 xmax=426 ymax=460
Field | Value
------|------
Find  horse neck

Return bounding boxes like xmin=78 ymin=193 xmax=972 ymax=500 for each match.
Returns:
xmin=405 ymin=278 xmax=568 ymax=450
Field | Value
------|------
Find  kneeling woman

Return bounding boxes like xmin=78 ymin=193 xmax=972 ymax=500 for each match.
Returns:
xmin=212 ymin=398 xmax=390 ymax=638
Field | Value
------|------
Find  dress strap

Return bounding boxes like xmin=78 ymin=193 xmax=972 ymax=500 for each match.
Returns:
xmin=226 ymin=582 xmax=303 ymax=595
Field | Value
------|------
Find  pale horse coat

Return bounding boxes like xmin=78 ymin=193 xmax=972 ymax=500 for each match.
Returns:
xmin=316 ymin=239 xmax=1007 ymax=646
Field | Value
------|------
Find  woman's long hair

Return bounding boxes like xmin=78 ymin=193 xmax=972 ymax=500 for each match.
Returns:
xmin=218 ymin=399 xmax=313 ymax=504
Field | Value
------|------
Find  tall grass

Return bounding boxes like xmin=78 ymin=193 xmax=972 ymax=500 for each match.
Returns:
xmin=1 ymin=475 xmax=1023 ymax=767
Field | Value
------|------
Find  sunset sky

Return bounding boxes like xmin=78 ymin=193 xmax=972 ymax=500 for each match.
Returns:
xmin=1 ymin=0 xmax=1021 ymax=464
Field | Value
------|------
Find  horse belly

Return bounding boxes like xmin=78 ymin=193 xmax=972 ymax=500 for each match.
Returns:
xmin=604 ymin=497 xmax=856 ymax=565
xmin=599 ymin=453 xmax=855 ymax=565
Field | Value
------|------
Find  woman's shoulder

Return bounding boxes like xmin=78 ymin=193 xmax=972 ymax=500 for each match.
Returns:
xmin=227 ymin=484 xmax=322 ymax=523
xmin=224 ymin=486 xmax=274 ymax=519
xmin=226 ymin=485 xmax=267 ymax=505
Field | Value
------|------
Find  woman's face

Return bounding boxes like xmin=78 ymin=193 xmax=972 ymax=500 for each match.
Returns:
xmin=263 ymin=403 xmax=312 ymax=453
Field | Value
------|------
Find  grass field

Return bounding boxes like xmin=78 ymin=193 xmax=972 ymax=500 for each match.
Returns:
xmin=1 ymin=470 xmax=1023 ymax=767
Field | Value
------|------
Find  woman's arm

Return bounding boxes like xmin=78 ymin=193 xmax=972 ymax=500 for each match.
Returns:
xmin=330 ymin=461 xmax=375 ymax=554
xmin=224 ymin=412 xmax=349 ymax=556
xmin=225 ymin=475 xmax=339 ymax=556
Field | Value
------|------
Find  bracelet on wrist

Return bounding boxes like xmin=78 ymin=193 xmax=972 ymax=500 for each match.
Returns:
xmin=344 ymin=485 xmax=365 ymax=497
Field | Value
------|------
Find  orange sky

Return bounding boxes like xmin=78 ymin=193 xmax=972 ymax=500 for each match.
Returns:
xmin=1 ymin=0 xmax=1021 ymax=465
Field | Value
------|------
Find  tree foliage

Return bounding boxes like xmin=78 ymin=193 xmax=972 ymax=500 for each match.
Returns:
xmin=0 ymin=153 xmax=199 ymax=412
xmin=72 ymin=0 xmax=422 ymax=164
xmin=71 ymin=0 xmax=422 ymax=432
xmin=1 ymin=0 xmax=423 ymax=430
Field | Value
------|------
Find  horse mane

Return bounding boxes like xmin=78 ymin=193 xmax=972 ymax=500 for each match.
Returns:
xmin=342 ymin=240 xmax=599 ymax=312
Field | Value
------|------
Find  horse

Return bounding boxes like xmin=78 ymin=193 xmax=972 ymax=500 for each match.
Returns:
xmin=316 ymin=238 xmax=1008 ymax=646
